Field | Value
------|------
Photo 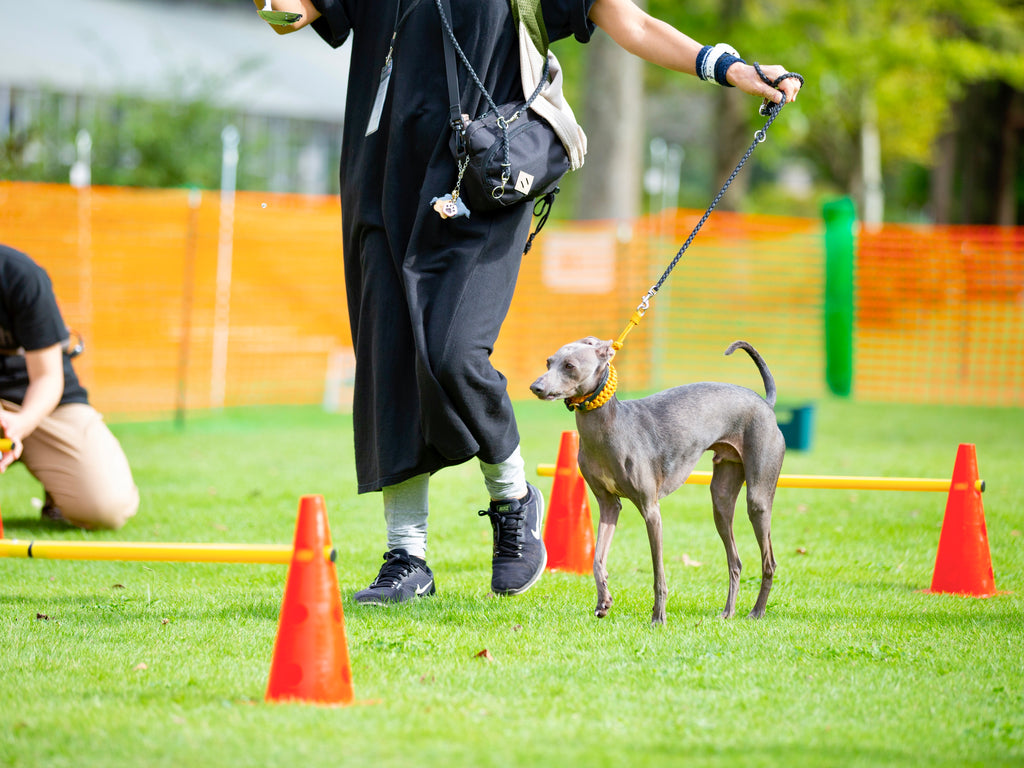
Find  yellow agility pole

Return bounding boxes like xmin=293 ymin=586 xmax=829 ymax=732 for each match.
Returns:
xmin=0 ymin=539 xmax=337 ymax=564
xmin=535 ymin=464 xmax=985 ymax=494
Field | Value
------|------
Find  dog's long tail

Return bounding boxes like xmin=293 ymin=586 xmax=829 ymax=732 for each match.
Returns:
xmin=724 ymin=340 xmax=777 ymax=409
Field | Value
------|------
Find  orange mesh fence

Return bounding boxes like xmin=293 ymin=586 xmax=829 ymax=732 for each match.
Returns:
xmin=0 ymin=182 xmax=349 ymax=420
xmin=617 ymin=210 xmax=826 ymax=403
xmin=1 ymin=181 xmax=1021 ymax=420
xmin=857 ymin=225 xmax=1024 ymax=405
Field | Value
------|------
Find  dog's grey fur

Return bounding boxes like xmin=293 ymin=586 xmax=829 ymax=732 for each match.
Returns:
xmin=530 ymin=337 xmax=785 ymax=625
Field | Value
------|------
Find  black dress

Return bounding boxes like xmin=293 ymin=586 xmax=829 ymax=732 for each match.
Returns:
xmin=310 ymin=0 xmax=595 ymax=492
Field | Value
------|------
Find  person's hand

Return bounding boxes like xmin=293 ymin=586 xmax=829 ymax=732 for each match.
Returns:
xmin=252 ymin=0 xmax=320 ymax=32
xmin=728 ymin=62 xmax=802 ymax=105
xmin=0 ymin=409 xmax=27 ymax=473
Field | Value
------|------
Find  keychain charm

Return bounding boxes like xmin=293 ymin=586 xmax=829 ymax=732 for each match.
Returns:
xmin=430 ymin=193 xmax=470 ymax=219
xmin=430 ymin=156 xmax=472 ymax=219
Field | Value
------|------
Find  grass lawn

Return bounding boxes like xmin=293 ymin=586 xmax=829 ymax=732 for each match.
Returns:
xmin=1 ymin=398 xmax=1021 ymax=767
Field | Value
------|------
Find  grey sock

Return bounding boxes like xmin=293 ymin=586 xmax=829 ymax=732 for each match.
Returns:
xmin=383 ymin=473 xmax=429 ymax=558
xmin=479 ymin=445 xmax=528 ymax=501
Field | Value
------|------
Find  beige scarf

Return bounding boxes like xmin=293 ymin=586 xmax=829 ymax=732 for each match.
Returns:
xmin=517 ymin=23 xmax=588 ymax=171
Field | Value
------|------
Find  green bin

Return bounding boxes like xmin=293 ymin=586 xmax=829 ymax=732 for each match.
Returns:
xmin=777 ymin=403 xmax=815 ymax=451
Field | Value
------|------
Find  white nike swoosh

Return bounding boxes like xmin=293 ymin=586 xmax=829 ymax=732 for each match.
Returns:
xmin=415 ymin=580 xmax=433 ymax=596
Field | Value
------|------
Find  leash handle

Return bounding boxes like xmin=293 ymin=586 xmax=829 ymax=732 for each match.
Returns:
xmin=613 ymin=67 xmax=803 ymax=351
xmin=755 ymin=63 xmax=804 ymax=119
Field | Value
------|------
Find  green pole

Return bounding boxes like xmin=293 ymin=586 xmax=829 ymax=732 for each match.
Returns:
xmin=822 ymin=197 xmax=856 ymax=397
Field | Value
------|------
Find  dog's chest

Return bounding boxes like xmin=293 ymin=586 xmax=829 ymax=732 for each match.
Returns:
xmin=580 ymin=462 xmax=622 ymax=496
xmin=579 ymin=445 xmax=647 ymax=499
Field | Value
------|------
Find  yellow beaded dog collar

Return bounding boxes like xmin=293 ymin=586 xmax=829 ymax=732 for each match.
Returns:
xmin=565 ymin=364 xmax=618 ymax=412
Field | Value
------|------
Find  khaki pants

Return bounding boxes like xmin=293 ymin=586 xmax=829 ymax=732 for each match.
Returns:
xmin=4 ymin=400 xmax=139 ymax=530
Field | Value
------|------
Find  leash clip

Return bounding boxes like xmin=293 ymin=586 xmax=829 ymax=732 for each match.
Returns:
xmin=636 ymin=288 xmax=656 ymax=316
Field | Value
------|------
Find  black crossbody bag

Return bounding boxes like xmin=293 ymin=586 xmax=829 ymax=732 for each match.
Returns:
xmin=435 ymin=0 xmax=571 ymax=213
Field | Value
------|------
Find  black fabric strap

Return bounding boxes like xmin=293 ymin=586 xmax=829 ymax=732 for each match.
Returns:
xmin=439 ymin=0 xmax=464 ymax=137
xmin=439 ymin=0 xmax=549 ymax=144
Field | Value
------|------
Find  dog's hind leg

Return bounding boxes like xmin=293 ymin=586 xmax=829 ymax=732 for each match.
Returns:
xmin=592 ymin=491 xmax=622 ymax=619
xmin=744 ymin=459 xmax=781 ymax=619
xmin=710 ymin=460 xmax=745 ymax=619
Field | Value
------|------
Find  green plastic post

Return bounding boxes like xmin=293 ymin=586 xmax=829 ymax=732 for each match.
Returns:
xmin=822 ymin=197 xmax=855 ymax=397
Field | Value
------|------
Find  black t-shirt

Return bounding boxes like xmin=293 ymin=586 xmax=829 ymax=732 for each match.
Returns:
xmin=0 ymin=245 xmax=89 ymax=406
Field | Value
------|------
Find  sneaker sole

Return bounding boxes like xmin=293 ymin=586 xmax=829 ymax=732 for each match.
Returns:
xmin=354 ymin=592 xmax=435 ymax=606
xmin=354 ymin=584 xmax=436 ymax=606
xmin=494 ymin=546 xmax=547 ymax=596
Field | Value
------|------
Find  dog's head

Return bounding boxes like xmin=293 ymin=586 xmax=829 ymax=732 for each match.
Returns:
xmin=529 ymin=336 xmax=615 ymax=402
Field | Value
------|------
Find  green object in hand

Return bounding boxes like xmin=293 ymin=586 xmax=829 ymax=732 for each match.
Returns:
xmin=258 ymin=9 xmax=302 ymax=25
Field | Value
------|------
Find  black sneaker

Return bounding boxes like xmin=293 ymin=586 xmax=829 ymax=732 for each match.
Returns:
xmin=479 ymin=483 xmax=547 ymax=595
xmin=354 ymin=549 xmax=436 ymax=605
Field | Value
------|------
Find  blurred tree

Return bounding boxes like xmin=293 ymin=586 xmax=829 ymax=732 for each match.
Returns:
xmin=8 ymin=0 xmax=1022 ymax=222
xmin=647 ymin=0 xmax=1024 ymax=223
xmin=87 ymin=93 xmax=230 ymax=189
xmin=573 ymin=0 xmax=646 ymax=220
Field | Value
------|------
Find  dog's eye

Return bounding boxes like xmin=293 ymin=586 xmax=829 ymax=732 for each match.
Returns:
xmin=563 ymin=361 xmax=575 ymax=372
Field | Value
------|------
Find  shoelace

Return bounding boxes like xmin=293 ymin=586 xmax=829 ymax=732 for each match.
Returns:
xmin=370 ymin=551 xmax=417 ymax=588
xmin=479 ymin=507 xmax=525 ymax=559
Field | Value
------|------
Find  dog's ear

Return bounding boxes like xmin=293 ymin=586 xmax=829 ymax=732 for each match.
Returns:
xmin=580 ymin=336 xmax=615 ymax=361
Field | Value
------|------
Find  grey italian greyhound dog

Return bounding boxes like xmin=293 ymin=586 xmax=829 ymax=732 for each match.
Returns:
xmin=530 ymin=337 xmax=785 ymax=625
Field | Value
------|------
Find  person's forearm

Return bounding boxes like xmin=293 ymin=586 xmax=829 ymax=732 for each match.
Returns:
xmin=589 ymin=0 xmax=801 ymax=104
xmin=589 ymin=0 xmax=702 ymax=75
xmin=15 ymin=377 xmax=62 ymax=437
xmin=12 ymin=346 xmax=65 ymax=439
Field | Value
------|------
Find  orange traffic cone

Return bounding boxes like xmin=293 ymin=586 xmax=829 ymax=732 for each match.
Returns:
xmin=927 ymin=443 xmax=996 ymax=597
xmin=266 ymin=494 xmax=354 ymax=705
xmin=543 ymin=431 xmax=595 ymax=575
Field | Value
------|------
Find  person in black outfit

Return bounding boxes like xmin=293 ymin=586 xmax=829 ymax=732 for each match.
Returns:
xmin=0 ymin=244 xmax=139 ymax=529
xmin=255 ymin=0 xmax=802 ymax=603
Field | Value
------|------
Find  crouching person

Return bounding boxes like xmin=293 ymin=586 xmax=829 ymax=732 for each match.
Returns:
xmin=0 ymin=244 xmax=139 ymax=530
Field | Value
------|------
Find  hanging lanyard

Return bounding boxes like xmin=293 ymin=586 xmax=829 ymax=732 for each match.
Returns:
xmin=366 ymin=0 xmax=416 ymax=136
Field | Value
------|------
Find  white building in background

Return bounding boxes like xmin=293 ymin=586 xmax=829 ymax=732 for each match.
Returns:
xmin=1 ymin=0 xmax=351 ymax=195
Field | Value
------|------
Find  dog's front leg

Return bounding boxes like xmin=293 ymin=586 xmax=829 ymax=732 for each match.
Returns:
xmin=592 ymin=493 xmax=621 ymax=618
xmin=640 ymin=499 xmax=667 ymax=626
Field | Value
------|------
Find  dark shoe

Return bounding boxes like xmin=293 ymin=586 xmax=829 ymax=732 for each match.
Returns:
xmin=354 ymin=549 xmax=436 ymax=605
xmin=40 ymin=494 xmax=68 ymax=524
xmin=479 ymin=483 xmax=547 ymax=595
